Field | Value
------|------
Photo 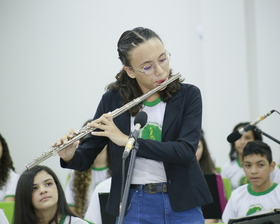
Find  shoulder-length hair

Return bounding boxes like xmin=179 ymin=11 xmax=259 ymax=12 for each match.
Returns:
xmin=229 ymin=122 xmax=263 ymax=161
xmin=13 ymin=165 xmax=74 ymax=224
xmin=0 ymin=133 xmax=16 ymax=189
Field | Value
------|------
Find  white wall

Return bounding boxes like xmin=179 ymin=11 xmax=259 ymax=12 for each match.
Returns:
xmin=0 ymin=0 xmax=279 ymax=188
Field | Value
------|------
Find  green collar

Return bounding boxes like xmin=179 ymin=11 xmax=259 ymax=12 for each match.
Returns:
xmin=248 ymin=183 xmax=278 ymax=196
xmin=92 ymin=166 xmax=108 ymax=171
xmin=143 ymin=97 xmax=161 ymax=107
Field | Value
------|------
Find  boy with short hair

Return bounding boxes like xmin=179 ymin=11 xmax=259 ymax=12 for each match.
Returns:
xmin=222 ymin=140 xmax=280 ymax=224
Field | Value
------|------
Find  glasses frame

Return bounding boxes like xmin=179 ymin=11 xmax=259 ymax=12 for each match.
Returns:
xmin=128 ymin=50 xmax=171 ymax=76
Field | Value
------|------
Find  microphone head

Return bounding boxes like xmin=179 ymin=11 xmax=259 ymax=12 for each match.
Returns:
xmin=227 ymin=130 xmax=242 ymax=143
xmin=134 ymin=111 xmax=148 ymax=128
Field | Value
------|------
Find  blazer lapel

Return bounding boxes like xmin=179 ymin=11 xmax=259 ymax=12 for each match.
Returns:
xmin=162 ymin=90 xmax=182 ymax=139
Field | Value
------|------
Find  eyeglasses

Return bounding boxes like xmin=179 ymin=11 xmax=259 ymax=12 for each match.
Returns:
xmin=129 ymin=51 xmax=171 ymax=76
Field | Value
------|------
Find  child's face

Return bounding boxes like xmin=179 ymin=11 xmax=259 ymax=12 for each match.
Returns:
xmin=234 ymin=130 xmax=254 ymax=156
xmin=32 ymin=171 xmax=58 ymax=213
xmin=124 ymin=38 xmax=170 ymax=96
xmin=242 ymin=154 xmax=275 ymax=191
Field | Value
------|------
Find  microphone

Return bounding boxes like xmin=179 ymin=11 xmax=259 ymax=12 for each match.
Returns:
xmin=226 ymin=110 xmax=275 ymax=143
xmin=122 ymin=111 xmax=148 ymax=159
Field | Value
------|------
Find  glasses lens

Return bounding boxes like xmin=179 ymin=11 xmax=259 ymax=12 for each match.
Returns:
xmin=142 ymin=51 xmax=171 ymax=76
xmin=142 ymin=64 xmax=153 ymax=76
xmin=160 ymin=52 xmax=171 ymax=67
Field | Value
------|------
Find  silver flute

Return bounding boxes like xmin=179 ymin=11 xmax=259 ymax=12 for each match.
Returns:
xmin=25 ymin=73 xmax=182 ymax=169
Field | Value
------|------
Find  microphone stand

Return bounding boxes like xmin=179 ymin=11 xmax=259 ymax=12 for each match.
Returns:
xmin=118 ymin=142 xmax=139 ymax=224
xmin=255 ymin=127 xmax=280 ymax=145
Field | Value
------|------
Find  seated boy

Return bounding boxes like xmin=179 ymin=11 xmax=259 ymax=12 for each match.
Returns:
xmin=222 ymin=140 xmax=280 ymax=224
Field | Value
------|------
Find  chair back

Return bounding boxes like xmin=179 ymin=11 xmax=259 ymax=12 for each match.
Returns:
xmin=215 ymin=167 xmax=221 ymax=174
xmin=222 ymin=177 xmax=232 ymax=201
xmin=0 ymin=201 xmax=14 ymax=224
xmin=202 ymin=174 xmax=227 ymax=219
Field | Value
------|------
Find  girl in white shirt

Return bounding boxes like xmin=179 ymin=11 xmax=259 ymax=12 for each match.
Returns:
xmin=13 ymin=165 xmax=89 ymax=224
xmin=0 ymin=133 xmax=20 ymax=202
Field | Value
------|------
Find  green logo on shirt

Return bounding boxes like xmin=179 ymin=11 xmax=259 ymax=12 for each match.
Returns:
xmin=141 ymin=124 xmax=162 ymax=141
xmin=246 ymin=206 xmax=262 ymax=216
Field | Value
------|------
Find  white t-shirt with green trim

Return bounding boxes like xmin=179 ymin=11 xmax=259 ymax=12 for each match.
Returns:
xmin=131 ymin=98 xmax=167 ymax=184
xmin=0 ymin=169 xmax=19 ymax=201
xmin=221 ymin=159 xmax=249 ymax=190
xmin=222 ymin=183 xmax=280 ymax=224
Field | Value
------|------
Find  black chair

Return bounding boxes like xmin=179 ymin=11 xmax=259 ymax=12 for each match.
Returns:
xmin=98 ymin=193 xmax=116 ymax=224
xmin=202 ymin=174 xmax=227 ymax=220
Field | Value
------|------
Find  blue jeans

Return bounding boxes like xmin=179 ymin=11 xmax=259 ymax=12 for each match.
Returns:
xmin=115 ymin=188 xmax=204 ymax=224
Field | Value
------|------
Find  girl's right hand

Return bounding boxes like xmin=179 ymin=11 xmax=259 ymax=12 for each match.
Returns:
xmin=53 ymin=129 xmax=80 ymax=163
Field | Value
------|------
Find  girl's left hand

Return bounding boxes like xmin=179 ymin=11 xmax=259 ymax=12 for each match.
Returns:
xmin=88 ymin=113 xmax=128 ymax=147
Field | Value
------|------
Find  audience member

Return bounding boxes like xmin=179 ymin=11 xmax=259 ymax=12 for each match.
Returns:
xmin=222 ymin=140 xmax=280 ymax=223
xmin=13 ymin=165 xmax=89 ymax=224
xmin=84 ymin=148 xmax=113 ymax=224
xmin=196 ymin=132 xmax=220 ymax=223
xmin=65 ymin=145 xmax=110 ymax=218
xmin=196 ymin=131 xmax=216 ymax=174
xmin=0 ymin=133 xmax=19 ymax=202
xmin=221 ymin=122 xmax=263 ymax=190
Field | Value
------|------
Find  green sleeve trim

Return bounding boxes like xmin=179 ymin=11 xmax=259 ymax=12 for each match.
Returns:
xmin=68 ymin=203 xmax=75 ymax=207
xmin=4 ymin=195 xmax=15 ymax=199
xmin=84 ymin=219 xmax=95 ymax=224
xmin=92 ymin=166 xmax=108 ymax=171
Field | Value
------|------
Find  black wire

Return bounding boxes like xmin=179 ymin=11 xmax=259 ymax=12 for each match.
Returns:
xmin=274 ymin=110 xmax=280 ymax=115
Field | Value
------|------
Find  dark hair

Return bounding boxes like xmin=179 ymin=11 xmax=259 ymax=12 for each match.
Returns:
xmin=107 ymin=27 xmax=184 ymax=116
xmin=13 ymin=165 xmax=74 ymax=224
xmin=242 ymin=140 xmax=272 ymax=163
xmin=229 ymin=122 xmax=263 ymax=161
xmin=0 ymin=133 xmax=16 ymax=189
xmin=198 ymin=132 xmax=216 ymax=173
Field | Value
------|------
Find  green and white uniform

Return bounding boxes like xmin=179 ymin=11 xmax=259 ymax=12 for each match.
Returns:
xmin=222 ymin=183 xmax=280 ymax=223
xmin=131 ymin=98 xmax=167 ymax=184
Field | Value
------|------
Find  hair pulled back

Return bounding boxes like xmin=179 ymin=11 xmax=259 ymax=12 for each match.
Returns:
xmin=107 ymin=27 xmax=183 ymax=116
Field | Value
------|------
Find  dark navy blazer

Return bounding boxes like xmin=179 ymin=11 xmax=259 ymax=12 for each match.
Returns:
xmin=61 ymin=83 xmax=213 ymax=216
